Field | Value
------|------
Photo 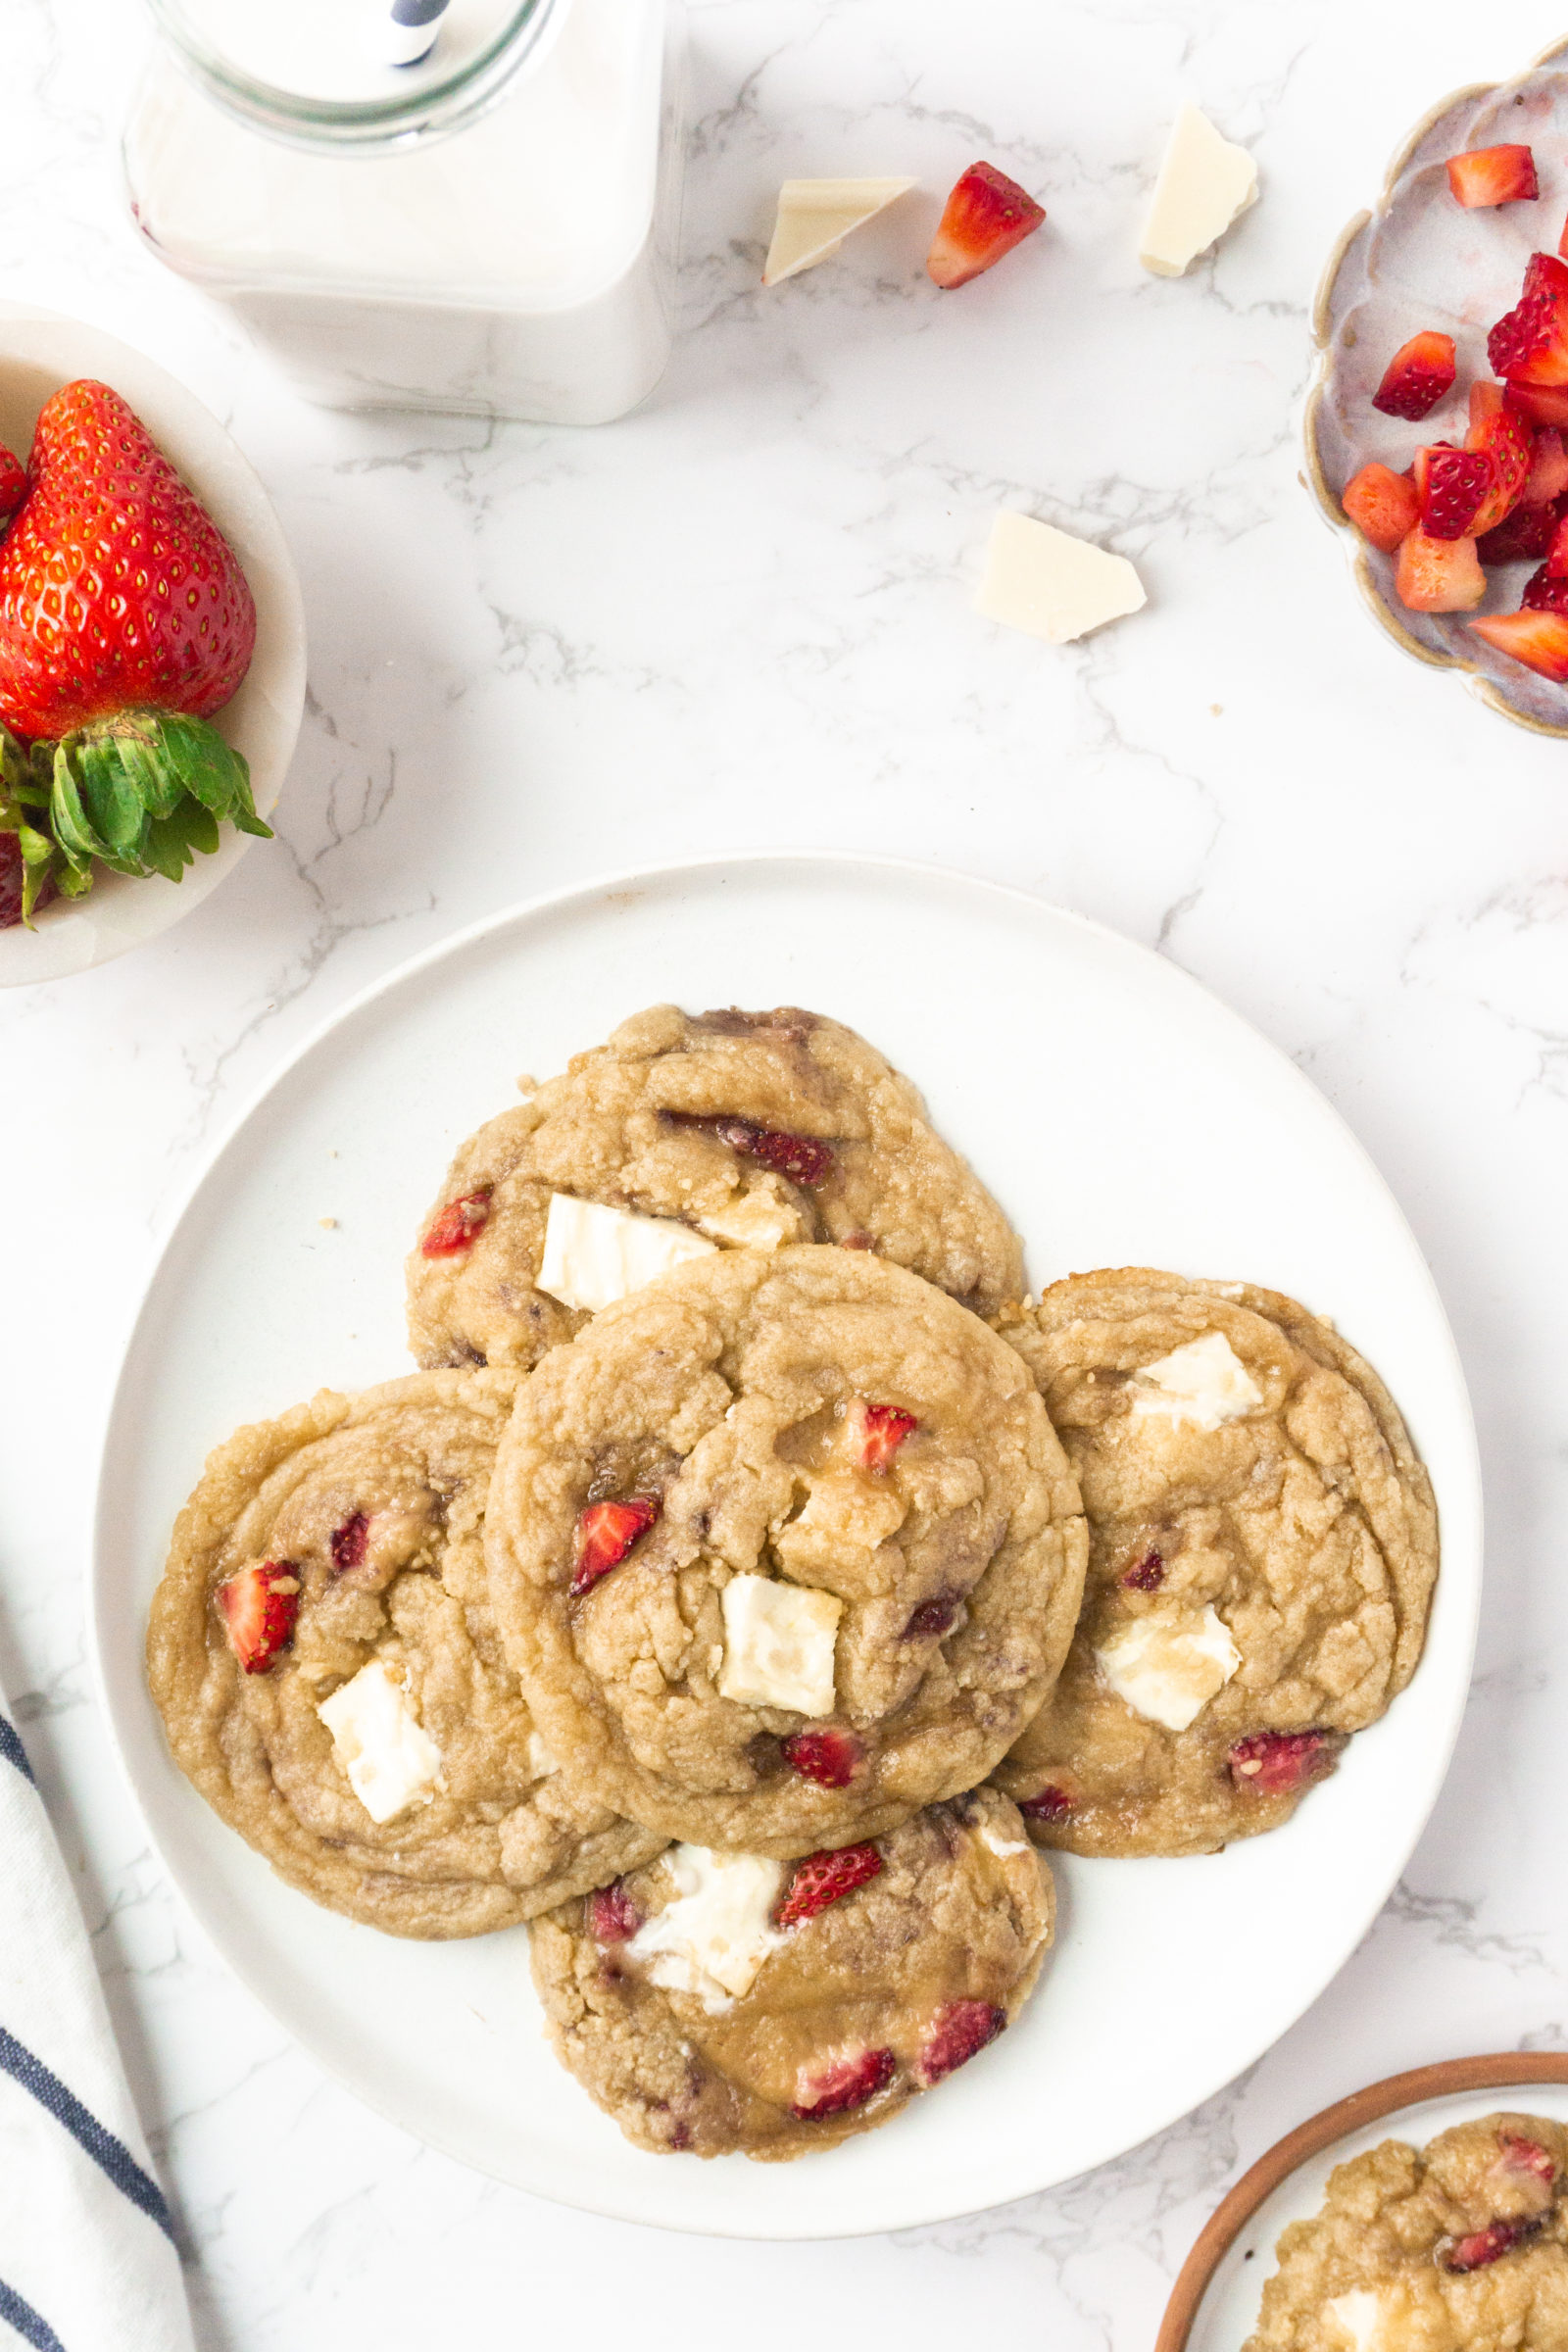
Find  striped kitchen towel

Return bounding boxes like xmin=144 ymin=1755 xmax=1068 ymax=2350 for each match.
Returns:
xmin=0 ymin=1690 xmax=194 ymax=2352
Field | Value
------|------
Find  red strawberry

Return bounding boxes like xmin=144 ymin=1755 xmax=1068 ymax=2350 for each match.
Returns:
xmin=781 ymin=1725 xmax=860 ymax=1787
xmin=218 ymin=1561 xmax=300 ymax=1673
xmin=1506 ymin=380 xmax=1568 ymax=429
xmin=1413 ymin=443 xmax=1494 ymax=540
xmin=1395 ymin=527 xmax=1486 ymax=612
xmin=330 ymin=1512 xmax=369 ymax=1574
xmin=0 ymin=449 xmax=25 ymax=526
xmin=1342 ymin=462 xmax=1421 ymax=553
xmin=1497 ymin=2132 xmax=1557 ymax=2188
xmin=1522 ymin=564 xmax=1568 ymax=612
xmin=1122 ymin=1548 xmax=1165 ymax=1592
xmin=791 ymin=2044 xmax=896 ymax=2119
xmin=419 ymin=1187 xmax=492 ymax=1257
xmin=1228 ymin=1729 xmax=1346 ymax=1796
xmin=902 ymin=1589 xmax=960 ymax=1639
xmin=775 ymin=1842 xmax=884 ymax=1928
xmin=927 ymin=163 xmax=1046 ymax=289
xmin=850 ymin=1400 xmax=917 ymax=1473
xmin=1469 ymin=608 xmax=1568 ymax=679
xmin=1467 ymin=385 xmax=1534 ymax=534
xmin=587 ymin=1880 xmax=643 ymax=1943
xmin=1522 ymin=427 xmax=1568 ymax=506
xmin=915 ymin=2000 xmax=1005 ymax=2087
xmin=1440 ymin=2216 xmax=1541 ymax=2274
xmin=1371 ymin=331 xmax=1456 ymax=420
xmin=714 ymin=1118 xmax=833 ymax=1186
xmin=1447 ymin=144 xmax=1539 ymax=208
xmin=1478 ymin=500 xmax=1562 ymax=564
xmin=571 ymin=1494 xmax=660 ymax=1596
xmin=1018 ymin=1784 xmax=1074 ymax=1824
xmin=1548 ymin=510 xmax=1568 ymax=574
xmin=1489 ymin=253 xmax=1568 ymax=386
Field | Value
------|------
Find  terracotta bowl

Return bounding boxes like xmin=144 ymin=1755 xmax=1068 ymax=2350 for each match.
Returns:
xmin=1158 ymin=2052 xmax=1568 ymax=2351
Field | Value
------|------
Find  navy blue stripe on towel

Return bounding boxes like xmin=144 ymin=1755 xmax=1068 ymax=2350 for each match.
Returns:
xmin=0 ymin=1713 xmax=33 ymax=1785
xmin=0 ymin=2276 xmax=66 ymax=2352
xmin=0 ymin=2028 xmax=173 ymax=2243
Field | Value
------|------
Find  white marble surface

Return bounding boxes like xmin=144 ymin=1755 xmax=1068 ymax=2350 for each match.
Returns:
xmin=4 ymin=0 xmax=1568 ymax=2342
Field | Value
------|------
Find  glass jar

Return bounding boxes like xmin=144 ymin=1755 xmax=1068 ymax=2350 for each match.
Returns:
xmin=123 ymin=0 xmax=684 ymax=423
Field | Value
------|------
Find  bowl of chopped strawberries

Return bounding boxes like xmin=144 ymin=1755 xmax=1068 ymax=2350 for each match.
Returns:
xmin=1306 ymin=37 xmax=1568 ymax=735
xmin=0 ymin=303 xmax=305 ymax=983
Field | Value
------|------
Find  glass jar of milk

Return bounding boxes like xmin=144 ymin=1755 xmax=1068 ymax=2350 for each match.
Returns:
xmin=124 ymin=0 xmax=683 ymax=422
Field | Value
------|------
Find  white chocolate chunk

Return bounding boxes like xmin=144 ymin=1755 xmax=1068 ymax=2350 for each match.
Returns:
xmin=1139 ymin=103 xmax=1257 ymax=277
xmin=717 ymin=1573 xmax=842 ymax=1716
xmin=1128 ymin=1330 xmax=1263 ymax=1430
xmin=536 ymin=1192 xmax=716 ymax=1314
xmin=1095 ymin=1605 xmax=1241 ymax=1732
xmin=694 ymin=1190 xmax=803 ymax=1250
xmin=978 ymin=1824 xmax=1033 ymax=1859
xmin=318 ymin=1660 xmax=442 ymax=1824
xmin=762 ymin=176 xmax=916 ymax=285
xmin=975 ymin=512 xmax=1146 ymax=646
xmin=526 ymin=1731 xmax=560 ymax=1780
xmin=1321 ymin=2287 xmax=1437 ymax=2352
xmin=626 ymin=1846 xmax=786 ymax=2011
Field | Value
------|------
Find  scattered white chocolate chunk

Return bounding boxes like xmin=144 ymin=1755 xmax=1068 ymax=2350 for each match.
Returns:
xmin=762 ymin=176 xmax=916 ymax=285
xmin=526 ymin=1731 xmax=560 ymax=1780
xmin=1320 ymin=2287 xmax=1425 ymax=2352
xmin=626 ymin=1846 xmax=787 ymax=2011
xmin=1139 ymin=103 xmax=1257 ymax=277
xmin=1128 ymin=1330 xmax=1263 ymax=1430
xmin=717 ymin=1573 xmax=842 ymax=1716
xmin=318 ymin=1659 xmax=443 ymax=1824
xmin=1095 ymin=1604 xmax=1241 ymax=1732
xmin=694 ymin=1190 xmax=803 ymax=1250
xmin=536 ymin=1192 xmax=716 ymax=1314
xmin=975 ymin=512 xmax=1146 ymax=646
xmin=978 ymin=1824 xmax=1033 ymax=1859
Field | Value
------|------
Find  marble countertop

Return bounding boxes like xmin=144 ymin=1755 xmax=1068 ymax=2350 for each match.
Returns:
xmin=6 ymin=0 xmax=1568 ymax=2342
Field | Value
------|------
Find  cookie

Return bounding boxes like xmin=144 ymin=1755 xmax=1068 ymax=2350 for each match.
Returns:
xmin=528 ymin=1788 xmax=1054 ymax=2161
xmin=485 ymin=1246 xmax=1087 ymax=1856
xmin=990 ymin=1270 xmax=1439 ymax=1858
xmin=406 ymin=1004 xmax=1025 ymax=1372
xmin=1247 ymin=2114 xmax=1568 ymax=2352
xmin=147 ymin=1371 xmax=664 ymax=1938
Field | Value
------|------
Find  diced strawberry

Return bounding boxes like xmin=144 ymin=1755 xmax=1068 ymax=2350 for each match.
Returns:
xmin=1478 ymin=500 xmax=1562 ymax=564
xmin=1522 ymin=427 xmax=1568 ymax=505
xmin=927 ymin=162 xmax=1046 ymax=290
xmin=419 ymin=1186 xmax=492 ymax=1258
xmin=1018 ymin=1783 xmax=1074 ymax=1824
xmin=1447 ymin=144 xmax=1539 ymax=208
xmin=1522 ymin=564 xmax=1568 ymax=612
xmin=571 ymin=1495 xmax=660 ymax=1597
xmin=1395 ymin=527 xmax=1486 ymax=612
xmin=781 ymin=1725 xmax=860 ymax=1787
xmin=1371 ymin=331 xmax=1456 ymax=420
xmin=1547 ymin=509 xmax=1568 ymax=575
xmin=791 ymin=2044 xmax=896 ymax=2119
xmin=1342 ymin=462 xmax=1421 ymax=552
xmin=1413 ymin=443 xmax=1494 ymax=540
xmin=715 ymin=1119 xmax=833 ymax=1186
xmin=1122 ymin=1548 xmax=1165 ymax=1592
xmin=1228 ymin=1729 xmax=1346 ymax=1796
xmin=330 ymin=1512 xmax=368 ymax=1574
xmin=587 ymin=1880 xmax=643 ymax=1943
xmin=218 ymin=1561 xmax=300 ymax=1673
xmin=902 ymin=1589 xmax=960 ymax=1639
xmin=1497 ymin=2131 xmax=1558 ymax=2188
xmin=1469 ymin=608 xmax=1568 ymax=679
xmin=1466 ymin=385 xmax=1534 ymax=534
xmin=1489 ymin=253 xmax=1568 ymax=387
xmin=1507 ymin=380 xmax=1568 ymax=429
xmin=775 ymin=1842 xmax=884 ymax=1928
xmin=849 ymin=1400 xmax=917 ymax=1474
xmin=1440 ymin=2216 xmax=1541 ymax=2274
xmin=915 ymin=2000 xmax=1006 ymax=2087
xmin=0 ymin=449 xmax=25 ymax=526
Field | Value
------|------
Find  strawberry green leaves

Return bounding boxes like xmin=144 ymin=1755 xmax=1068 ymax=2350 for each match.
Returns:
xmin=44 ymin=710 xmax=270 ymax=892
xmin=0 ymin=721 xmax=59 ymax=925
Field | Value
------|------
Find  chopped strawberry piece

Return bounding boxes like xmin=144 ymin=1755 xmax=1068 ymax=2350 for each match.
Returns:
xmin=1122 ymin=1548 xmax=1165 ymax=1592
xmin=1469 ymin=608 xmax=1568 ymax=680
xmin=851 ymin=1400 xmax=917 ymax=1474
xmin=1522 ymin=427 xmax=1568 ymax=506
xmin=1371 ymin=331 xmax=1456 ymax=420
xmin=1395 ymin=527 xmax=1486 ymax=612
xmin=419 ymin=1186 xmax=492 ymax=1258
xmin=902 ymin=1590 xmax=960 ymax=1639
xmin=775 ymin=1842 xmax=884 ymax=1928
xmin=571 ymin=1495 xmax=660 ymax=1597
xmin=927 ymin=162 xmax=1046 ymax=290
xmin=1018 ymin=1784 xmax=1074 ymax=1824
xmin=1447 ymin=144 xmax=1539 ymax=208
xmin=1440 ymin=2216 xmax=1541 ymax=2274
xmin=781 ymin=1725 xmax=861 ymax=1788
xmin=791 ymin=2044 xmax=896 ymax=2120
xmin=915 ymin=2000 xmax=1006 ymax=2087
xmin=1497 ymin=2131 xmax=1558 ymax=2188
xmin=218 ymin=1561 xmax=300 ymax=1673
xmin=1466 ymin=385 xmax=1534 ymax=534
xmin=330 ymin=1512 xmax=368 ymax=1574
xmin=586 ymin=1880 xmax=643 ymax=1943
xmin=1547 ymin=509 xmax=1568 ymax=576
xmin=1478 ymin=500 xmax=1562 ymax=564
xmin=1489 ymin=253 xmax=1568 ymax=387
xmin=1228 ymin=1729 xmax=1346 ymax=1797
xmin=0 ymin=449 xmax=25 ymax=526
xmin=1507 ymin=380 xmax=1568 ymax=429
xmin=1413 ymin=443 xmax=1494 ymax=540
xmin=1342 ymin=462 xmax=1422 ymax=553
xmin=1522 ymin=564 xmax=1568 ymax=612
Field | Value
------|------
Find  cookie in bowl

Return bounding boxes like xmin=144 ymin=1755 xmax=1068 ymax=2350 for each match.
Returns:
xmin=147 ymin=1370 xmax=664 ymax=1937
xmin=529 ymin=1788 xmax=1053 ymax=2160
xmin=990 ymin=1270 xmax=1438 ymax=1857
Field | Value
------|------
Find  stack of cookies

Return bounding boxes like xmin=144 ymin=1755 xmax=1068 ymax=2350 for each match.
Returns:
xmin=146 ymin=1005 xmax=1439 ymax=2163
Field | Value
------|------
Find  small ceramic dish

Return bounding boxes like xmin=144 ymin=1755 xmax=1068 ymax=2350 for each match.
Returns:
xmin=0 ymin=302 xmax=307 ymax=987
xmin=1305 ymin=36 xmax=1568 ymax=737
xmin=1158 ymin=2052 xmax=1568 ymax=2350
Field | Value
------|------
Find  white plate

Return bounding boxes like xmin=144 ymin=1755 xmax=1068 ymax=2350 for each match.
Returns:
xmin=91 ymin=854 xmax=1482 ymax=2238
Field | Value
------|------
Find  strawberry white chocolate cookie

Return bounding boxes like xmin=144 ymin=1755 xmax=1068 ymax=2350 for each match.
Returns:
xmin=1247 ymin=2114 xmax=1568 ymax=2352
xmin=147 ymin=1372 xmax=663 ymax=1937
xmin=990 ymin=1270 xmax=1438 ymax=1858
xmin=484 ymin=1247 xmax=1087 ymax=1857
xmin=528 ymin=1789 xmax=1053 ymax=2160
xmin=405 ymin=1005 xmax=1025 ymax=1372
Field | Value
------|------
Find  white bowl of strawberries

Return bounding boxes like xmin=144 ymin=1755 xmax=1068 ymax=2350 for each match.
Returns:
xmin=0 ymin=303 xmax=306 ymax=983
xmin=1306 ymin=38 xmax=1568 ymax=735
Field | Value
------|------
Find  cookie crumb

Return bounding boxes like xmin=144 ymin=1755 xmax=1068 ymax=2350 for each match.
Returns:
xmin=318 ymin=1215 xmax=338 ymax=1230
